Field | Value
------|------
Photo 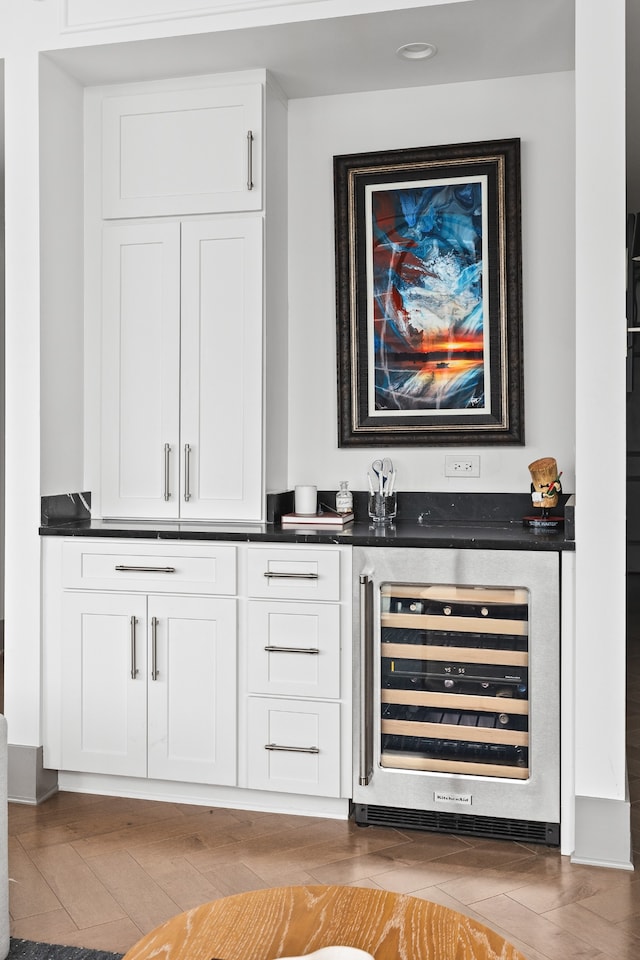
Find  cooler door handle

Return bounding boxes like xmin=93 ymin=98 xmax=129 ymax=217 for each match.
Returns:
xmin=359 ymin=573 xmax=374 ymax=786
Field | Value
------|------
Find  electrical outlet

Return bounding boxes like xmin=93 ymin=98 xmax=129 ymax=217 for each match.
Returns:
xmin=445 ymin=455 xmax=480 ymax=477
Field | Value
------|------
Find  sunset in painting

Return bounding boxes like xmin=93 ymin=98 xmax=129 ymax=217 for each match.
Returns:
xmin=369 ymin=178 xmax=487 ymax=414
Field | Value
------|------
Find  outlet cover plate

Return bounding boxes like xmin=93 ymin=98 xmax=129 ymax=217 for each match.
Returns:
xmin=445 ymin=455 xmax=480 ymax=477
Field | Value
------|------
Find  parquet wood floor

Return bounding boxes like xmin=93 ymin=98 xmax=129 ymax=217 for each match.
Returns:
xmin=7 ymin=578 xmax=640 ymax=960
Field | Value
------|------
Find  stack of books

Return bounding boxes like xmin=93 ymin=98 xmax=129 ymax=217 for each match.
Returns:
xmin=281 ymin=510 xmax=354 ymax=527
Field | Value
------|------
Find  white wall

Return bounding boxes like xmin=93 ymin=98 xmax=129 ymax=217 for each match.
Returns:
xmin=0 ymin=67 xmax=4 ymax=624
xmin=574 ymin=0 xmax=627 ymax=803
xmin=287 ymin=71 xmax=575 ymax=495
xmin=4 ymin=50 xmax=43 ymax=745
xmin=39 ymin=56 xmax=85 ymax=496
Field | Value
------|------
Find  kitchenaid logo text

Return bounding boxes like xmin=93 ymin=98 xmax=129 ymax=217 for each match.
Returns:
xmin=434 ymin=792 xmax=472 ymax=806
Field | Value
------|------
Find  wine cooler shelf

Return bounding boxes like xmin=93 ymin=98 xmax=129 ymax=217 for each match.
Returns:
xmin=380 ymin=582 xmax=530 ymax=780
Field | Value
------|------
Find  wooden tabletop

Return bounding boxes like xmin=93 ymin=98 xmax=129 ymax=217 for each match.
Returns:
xmin=122 ymin=884 xmax=527 ymax=960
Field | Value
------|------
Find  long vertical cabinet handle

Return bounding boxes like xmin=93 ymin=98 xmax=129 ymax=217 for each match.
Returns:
xmin=247 ymin=130 xmax=254 ymax=190
xmin=130 ymin=616 xmax=138 ymax=679
xmin=164 ymin=443 xmax=171 ymax=501
xmin=359 ymin=574 xmax=374 ymax=786
xmin=184 ymin=444 xmax=191 ymax=502
xmin=151 ymin=617 xmax=159 ymax=680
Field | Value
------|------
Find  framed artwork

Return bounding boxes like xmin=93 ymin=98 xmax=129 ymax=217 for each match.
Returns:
xmin=333 ymin=138 xmax=524 ymax=446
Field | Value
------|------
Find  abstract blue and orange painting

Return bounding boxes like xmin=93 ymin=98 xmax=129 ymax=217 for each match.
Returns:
xmin=366 ymin=175 xmax=489 ymax=416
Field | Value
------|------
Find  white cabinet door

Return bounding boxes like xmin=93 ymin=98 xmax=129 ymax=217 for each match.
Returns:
xmin=180 ymin=218 xmax=263 ymax=521
xmin=101 ymin=222 xmax=181 ymax=519
xmin=62 ymin=591 xmax=237 ymax=785
xmin=101 ymin=218 xmax=263 ymax=522
xmin=102 ymin=84 xmax=262 ymax=218
xmin=61 ymin=592 xmax=147 ymax=777
xmin=147 ymin=595 xmax=237 ymax=785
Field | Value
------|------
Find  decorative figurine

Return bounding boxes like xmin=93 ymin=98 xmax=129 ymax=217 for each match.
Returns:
xmin=523 ymin=457 xmax=564 ymax=529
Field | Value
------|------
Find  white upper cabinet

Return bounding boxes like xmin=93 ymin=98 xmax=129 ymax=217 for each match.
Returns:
xmin=86 ymin=71 xmax=287 ymax=522
xmin=101 ymin=217 xmax=263 ymax=521
xmin=101 ymin=83 xmax=262 ymax=218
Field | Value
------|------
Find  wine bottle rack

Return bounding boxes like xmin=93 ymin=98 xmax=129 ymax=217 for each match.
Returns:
xmin=379 ymin=582 xmax=530 ymax=780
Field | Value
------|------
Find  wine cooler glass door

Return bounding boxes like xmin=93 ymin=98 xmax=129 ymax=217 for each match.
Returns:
xmin=353 ymin=547 xmax=560 ymax=830
xmin=380 ymin=581 xmax=530 ymax=779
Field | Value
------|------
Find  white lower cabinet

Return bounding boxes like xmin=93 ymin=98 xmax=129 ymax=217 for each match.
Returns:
xmin=61 ymin=590 xmax=236 ymax=785
xmin=45 ymin=537 xmax=351 ymax=812
xmin=244 ymin=545 xmax=349 ymax=799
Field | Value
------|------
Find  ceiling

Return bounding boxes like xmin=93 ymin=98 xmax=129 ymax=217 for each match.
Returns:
xmin=44 ymin=0 xmax=575 ymax=99
xmin=627 ymin=0 xmax=640 ymax=211
xmin=32 ymin=0 xmax=640 ymax=209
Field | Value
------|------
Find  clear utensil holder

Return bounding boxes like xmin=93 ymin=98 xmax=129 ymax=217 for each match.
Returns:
xmin=368 ymin=492 xmax=397 ymax=523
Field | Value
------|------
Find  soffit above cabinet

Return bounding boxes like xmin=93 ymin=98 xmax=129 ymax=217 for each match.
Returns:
xmin=44 ymin=0 xmax=574 ymax=100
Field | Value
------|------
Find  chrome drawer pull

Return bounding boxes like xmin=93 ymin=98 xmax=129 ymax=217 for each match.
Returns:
xmin=151 ymin=616 xmax=159 ymax=680
xmin=115 ymin=565 xmax=176 ymax=573
xmin=264 ymin=645 xmax=320 ymax=655
xmin=247 ymin=130 xmax=254 ymax=190
xmin=130 ymin=616 xmax=138 ymax=679
xmin=264 ymin=743 xmax=320 ymax=754
xmin=184 ymin=443 xmax=192 ymax=502
xmin=263 ymin=571 xmax=319 ymax=580
xmin=164 ymin=442 xmax=171 ymax=501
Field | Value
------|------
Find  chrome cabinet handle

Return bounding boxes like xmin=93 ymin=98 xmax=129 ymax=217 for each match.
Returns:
xmin=264 ymin=743 xmax=319 ymax=754
xmin=247 ymin=130 xmax=254 ymax=190
xmin=115 ymin=565 xmax=176 ymax=573
xmin=130 ymin=616 xmax=138 ymax=679
xmin=264 ymin=645 xmax=320 ymax=655
xmin=263 ymin=571 xmax=319 ymax=580
xmin=359 ymin=573 xmax=374 ymax=787
xmin=164 ymin=443 xmax=171 ymax=501
xmin=184 ymin=443 xmax=191 ymax=502
xmin=151 ymin=617 xmax=159 ymax=680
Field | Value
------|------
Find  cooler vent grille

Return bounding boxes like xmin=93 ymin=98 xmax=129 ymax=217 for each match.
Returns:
xmin=353 ymin=804 xmax=559 ymax=846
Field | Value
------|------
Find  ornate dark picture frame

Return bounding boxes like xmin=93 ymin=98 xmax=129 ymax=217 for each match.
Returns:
xmin=334 ymin=138 xmax=524 ymax=446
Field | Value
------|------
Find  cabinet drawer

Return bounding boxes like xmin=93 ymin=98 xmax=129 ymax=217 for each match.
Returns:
xmin=246 ymin=697 xmax=341 ymax=797
xmin=248 ymin=601 xmax=340 ymax=698
xmin=62 ymin=540 xmax=236 ymax=594
xmin=247 ymin=547 xmax=341 ymax=601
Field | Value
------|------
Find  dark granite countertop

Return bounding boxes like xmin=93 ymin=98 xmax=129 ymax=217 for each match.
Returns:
xmin=39 ymin=490 xmax=575 ymax=551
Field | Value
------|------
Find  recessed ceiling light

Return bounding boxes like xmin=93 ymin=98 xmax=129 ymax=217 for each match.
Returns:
xmin=396 ymin=42 xmax=438 ymax=61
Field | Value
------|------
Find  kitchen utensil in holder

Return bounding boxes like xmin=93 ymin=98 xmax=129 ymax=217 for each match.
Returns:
xmin=368 ymin=491 xmax=397 ymax=524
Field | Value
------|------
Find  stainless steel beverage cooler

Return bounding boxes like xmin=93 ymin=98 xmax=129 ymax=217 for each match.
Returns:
xmin=352 ymin=547 xmax=560 ymax=844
